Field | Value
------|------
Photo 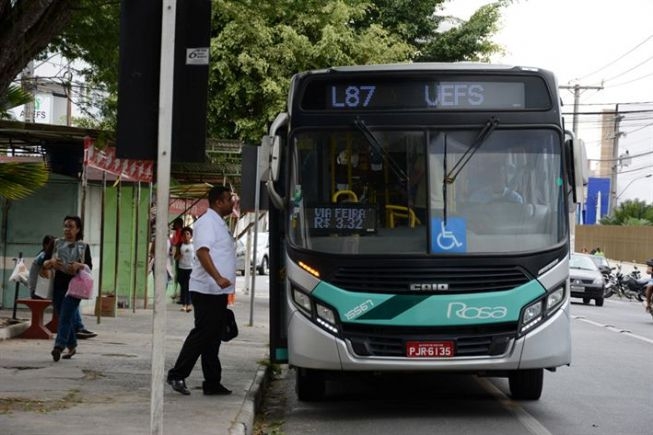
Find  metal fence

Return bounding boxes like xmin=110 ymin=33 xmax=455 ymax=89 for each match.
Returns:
xmin=575 ymin=225 xmax=653 ymax=263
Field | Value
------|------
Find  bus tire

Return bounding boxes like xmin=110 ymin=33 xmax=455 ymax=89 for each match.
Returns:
xmin=295 ymin=367 xmax=325 ymax=401
xmin=508 ymin=368 xmax=543 ymax=400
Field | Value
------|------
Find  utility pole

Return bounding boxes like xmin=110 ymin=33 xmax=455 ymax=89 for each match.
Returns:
xmin=610 ymin=103 xmax=624 ymax=215
xmin=559 ymin=83 xmax=604 ymax=137
xmin=20 ymin=61 xmax=36 ymax=123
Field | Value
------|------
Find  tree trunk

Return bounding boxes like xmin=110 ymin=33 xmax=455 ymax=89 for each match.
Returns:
xmin=0 ymin=0 xmax=76 ymax=95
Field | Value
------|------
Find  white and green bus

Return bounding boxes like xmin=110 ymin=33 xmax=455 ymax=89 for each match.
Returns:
xmin=254 ymin=63 xmax=584 ymax=401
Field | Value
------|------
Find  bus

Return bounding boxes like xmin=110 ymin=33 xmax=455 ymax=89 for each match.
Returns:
xmin=252 ymin=63 xmax=584 ymax=401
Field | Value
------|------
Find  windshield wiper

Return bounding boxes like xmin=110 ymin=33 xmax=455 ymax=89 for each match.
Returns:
xmin=444 ymin=117 xmax=499 ymax=184
xmin=353 ymin=118 xmax=407 ymax=180
xmin=441 ymin=117 xmax=499 ymax=225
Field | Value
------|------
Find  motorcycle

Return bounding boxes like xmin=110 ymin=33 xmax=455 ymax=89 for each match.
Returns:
xmin=602 ymin=268 xmax=617 ymax=298
xmin=613 ymin=265 xmax=644 ymax=300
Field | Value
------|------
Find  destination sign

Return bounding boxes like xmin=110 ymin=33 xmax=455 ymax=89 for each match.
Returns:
xmin=306 ymin=204 xmax=376 ymax=235
xmin=301 ymin=75 xmax=551 ymax=111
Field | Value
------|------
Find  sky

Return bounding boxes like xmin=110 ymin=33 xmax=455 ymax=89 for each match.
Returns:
xmin=443 ymin=0 xmax=653 ymax=205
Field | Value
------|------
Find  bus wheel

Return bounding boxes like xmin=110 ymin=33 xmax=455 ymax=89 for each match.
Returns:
xmin=295 ymin=367 xmax=325 ymax=401
xmin=508 ymin=368 xmax=543 ymax=400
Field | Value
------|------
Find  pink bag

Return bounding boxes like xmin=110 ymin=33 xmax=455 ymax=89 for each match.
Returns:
xmin=66 ymin=265 xmax=94 ymax=299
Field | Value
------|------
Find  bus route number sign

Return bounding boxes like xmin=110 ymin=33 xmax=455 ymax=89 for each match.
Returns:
xmin=307 ymin=204 xmax=376 ymax=235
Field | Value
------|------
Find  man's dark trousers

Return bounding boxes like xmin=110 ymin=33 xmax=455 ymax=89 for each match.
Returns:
xmin=167 ymin=292 xmax=228 ymax=387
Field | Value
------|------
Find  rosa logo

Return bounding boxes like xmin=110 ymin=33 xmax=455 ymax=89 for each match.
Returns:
xmin=447 ymin=302 xmax=508 ymax=320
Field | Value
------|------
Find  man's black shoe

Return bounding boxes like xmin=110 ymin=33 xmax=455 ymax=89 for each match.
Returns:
xmin=76 ymin=329 xmax=97 ymax=339
xmin=203 ymin=384 xmax=232 ymax=396
xmin=167 ymin=379 xmax=191 ymax=395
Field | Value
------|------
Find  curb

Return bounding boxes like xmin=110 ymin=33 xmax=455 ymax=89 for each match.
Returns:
xmin=229 ymin=361 xmax=272 ymax=435
xmin=0 ymin=320 xmax=29 ymax=340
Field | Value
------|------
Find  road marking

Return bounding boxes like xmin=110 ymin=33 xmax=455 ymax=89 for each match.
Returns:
xmin=477 ymin=378 xmax=554 ymax=435
xmin=572 ymin=315 xmax=653 ymax=344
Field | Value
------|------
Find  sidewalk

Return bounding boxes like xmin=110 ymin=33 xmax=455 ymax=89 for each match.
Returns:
xmin=0 ymin=281 xmax=270 ymax=435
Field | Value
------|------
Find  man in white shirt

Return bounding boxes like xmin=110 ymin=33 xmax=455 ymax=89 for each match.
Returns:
xmin=167 ymin=185 xmax=236 ymax=396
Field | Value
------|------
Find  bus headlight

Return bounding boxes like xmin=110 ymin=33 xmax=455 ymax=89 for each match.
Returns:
xmin=547 ymin=287 xmax=565 ymax=311
xmin=315 ymin=303 xmax=338 ymax=334
xmin=519 ymin=285 xmax=566 ymax=336
xmin=291 ymin=286 xmax=341 ymax=336
xmin=520 ymin=300 xmax=543 ymax=335
xmin=292 ymin=288 xmax=312 ymax=314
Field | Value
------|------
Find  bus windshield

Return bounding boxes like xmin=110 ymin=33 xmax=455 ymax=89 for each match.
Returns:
xmin=288 ymin=128 xmax=564 ymax=255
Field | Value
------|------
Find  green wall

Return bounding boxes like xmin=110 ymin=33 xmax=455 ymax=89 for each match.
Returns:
xmin=99 ymin=184 xmax=152 ymax=308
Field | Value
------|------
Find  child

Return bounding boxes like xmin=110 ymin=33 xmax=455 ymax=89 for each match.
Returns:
xmin=28 ymin=235 xmax=55 ymax=299
xmin=175 ymin=226 xmax=195 ymax=312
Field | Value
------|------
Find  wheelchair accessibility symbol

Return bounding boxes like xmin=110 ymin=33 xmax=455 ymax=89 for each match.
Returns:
xmin=431 ymin=218 xmax=466 ymax=253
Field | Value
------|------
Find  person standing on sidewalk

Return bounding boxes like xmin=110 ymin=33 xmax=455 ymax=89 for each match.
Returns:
xmin=175 ymin=226 xmax=195 ymax=312
xmin=167 ymin=185 xmax=236 ymax=396
xmin=43 ymin=216 xmax=93 ymax=361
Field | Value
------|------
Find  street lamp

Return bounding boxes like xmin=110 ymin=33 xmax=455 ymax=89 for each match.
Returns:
xmin=616 ymin=173 xmax=652 ymax=202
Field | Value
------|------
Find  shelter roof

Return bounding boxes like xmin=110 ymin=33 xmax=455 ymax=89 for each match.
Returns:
xmin=0 ymin=120 xmax=239 ymax=192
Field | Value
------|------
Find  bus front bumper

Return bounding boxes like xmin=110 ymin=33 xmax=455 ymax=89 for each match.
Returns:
xmin=287 ymin=303 xmax=571 ymax=372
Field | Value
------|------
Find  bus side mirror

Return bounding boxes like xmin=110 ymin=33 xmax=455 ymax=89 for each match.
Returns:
xmin=260 ymin=134 xmax=281 ymax=182
xmin=265 ymin=112 xmax=289 ymax=183
xmin=270 ymin=135 xmax=281 ymax=182
xmin=564 ymin=130 xmax=587 ymax=206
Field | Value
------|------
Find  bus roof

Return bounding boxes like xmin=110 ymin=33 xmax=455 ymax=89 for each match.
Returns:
xmin=297 ymin=63 xmax=552 ymax=76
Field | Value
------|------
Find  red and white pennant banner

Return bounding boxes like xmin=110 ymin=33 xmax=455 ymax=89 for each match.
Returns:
xmin=83 ymin=136 xmax=154 ymax=182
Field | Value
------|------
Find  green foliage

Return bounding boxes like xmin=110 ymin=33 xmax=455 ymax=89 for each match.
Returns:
xmin=420 ymin=1 xmax=506 ymax=62
xmin=0 ymin=86 xmax=48 ymax=199
xmin=0 ymin=85 xmax=33 ymax=119
xmin=0 ymin=162 xmax=49 ymax=200
xmin=599 ymin=199 xmax=653 ymax=225
xmin=208 ymin=0 xmax=413 ymax=142
xmin=50 ymin=0 xmax=507 ymax=143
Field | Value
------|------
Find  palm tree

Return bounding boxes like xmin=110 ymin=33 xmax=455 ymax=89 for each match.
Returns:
xmin=0 ymin=84 xmax=32 ymax=119
xmin=0 ymin=84 xmax=49 ymax=200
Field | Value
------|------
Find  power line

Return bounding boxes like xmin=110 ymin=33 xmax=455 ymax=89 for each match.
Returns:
xmin=575 ymin=33 xmax=653 ymax=81
xmin=566 ymin=101 xmax=653 ymax=107
xmin=617 ymin=165 xmax=653 ymax=176
xmin=603 ymin=54 xmax=653 ymax=82
xmin=561 ymin=108 xmax=653 ymax=116
xmin=623 ymin=120 xmax=653 ymax=135
xmin=608 ymin=70 xmax=653 ymax=88
xmin=588 ymin=149 xmax=653 ymax=162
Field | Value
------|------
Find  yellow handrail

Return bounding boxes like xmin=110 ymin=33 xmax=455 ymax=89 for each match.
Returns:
xmin=385 ymin=204 xmax=420 ymax=228
xmin=332 ymin=190 xmax=358 ymax=203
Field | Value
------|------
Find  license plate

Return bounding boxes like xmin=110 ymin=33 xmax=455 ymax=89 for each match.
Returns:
xmin=571 ymin=285 xmax=584 ymax=292
xmin=406 ymin=341 xmax=454 ymax=358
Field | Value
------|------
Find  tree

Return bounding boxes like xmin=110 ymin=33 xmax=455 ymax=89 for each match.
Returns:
xmin=600 ymin=199 xmax=653 ymax=225
xmin=0 ymin=161 xmax=49 ymax=200
xmin=0 ymin=0 xmax=77 ymax=96
xmin=0 ymin=84 xmax=49 ymax=199
xmin=417 ymin=1 xmax=506 ymax=62
xmin=360 ymin=0 xmax=507 ymax=62
xmin=0 ymin=84 xmax=32 ymax=119
xmin=208 ymin=0 xmax=414 ymax=142
xmin=17 ymin=0 xmax=508 ymax=143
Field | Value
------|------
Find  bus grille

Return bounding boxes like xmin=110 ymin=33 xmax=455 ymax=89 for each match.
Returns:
xmin=343 ymin=324 xmax=517 ymax=357
xmin=330 ymin=265 xmax=529 ymax=293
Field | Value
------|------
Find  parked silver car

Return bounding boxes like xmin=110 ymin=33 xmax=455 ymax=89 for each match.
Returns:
xmin=569 ymin=253 xmax=605 ymax=306
xmin=236 ymin=232 xmax=269 ymax=276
